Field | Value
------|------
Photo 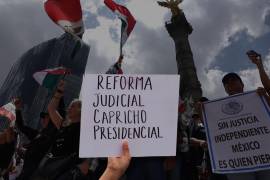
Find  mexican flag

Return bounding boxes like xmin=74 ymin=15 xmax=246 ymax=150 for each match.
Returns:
xmin=33 ymin=67 xmax=69 ymax=90
xmin=0 ymin=102 xmax=16 ymax=122
xmin=104 ymin=0 xmax=136 ymax=51
xmin=44 ymin=0 xmax=84 ymax=36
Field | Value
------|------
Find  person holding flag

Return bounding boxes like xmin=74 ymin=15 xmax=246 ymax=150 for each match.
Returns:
xmin=104 ymin=0 xmax=136 ymax=88
xmin=33 ymin=66 xmax=70 ymax=117
xmin=30 ymin=79 xmax=82 ymax=179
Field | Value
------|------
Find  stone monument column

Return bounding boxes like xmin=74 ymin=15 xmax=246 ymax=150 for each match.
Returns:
xmin=166 ymin=12 xmax=202 ymax=101
xmin=158 ymin=1 xmax=203 ymax=156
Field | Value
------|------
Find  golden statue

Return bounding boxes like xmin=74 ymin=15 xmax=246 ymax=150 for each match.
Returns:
xmin=157 ymin=0 xmax=183 ymax=17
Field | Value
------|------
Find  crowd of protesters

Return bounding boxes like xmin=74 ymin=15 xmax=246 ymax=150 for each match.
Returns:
xmin=0 ymin=50 xmax=269 ymax=180
xmin=0 ymin=79 xmax=131 ymax=180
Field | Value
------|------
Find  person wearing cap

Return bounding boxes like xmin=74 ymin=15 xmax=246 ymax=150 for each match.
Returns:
xmin=222 ymin=73 xmax=245 ymax=96
xmin=222 ymin=72 xmax=270 ymax=105
xmin=222 ymin=72 xmax=270 ymax=180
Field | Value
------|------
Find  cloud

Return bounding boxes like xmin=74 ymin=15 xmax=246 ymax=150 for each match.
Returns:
xmin=264 ymin=9 xmax=270 ymax=26
xmin=82 ymin=0 xmax=270 ymax=99
xmin=97 ymin=5 xmax=115 ymax=20
xmin=210 ymin=30 xmax=270 ymax=73
xmin=0 ymin=0 xmax=60 ymax=86
xmin=84 ymin=11 xmax=100 ymax=29
xmin=178 ymin=0 xmax=270 ymax=98
xmin=127 ymin=0 xmax=167 ymax=29
xmin=237 ymin=51 xmax=270 ymax=93
xmin=200 ymin=69 xmax=226 ymax=98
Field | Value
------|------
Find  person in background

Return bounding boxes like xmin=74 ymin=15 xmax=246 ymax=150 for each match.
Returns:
xmin=0 ymin=127 xmax=16 ymax=179
xmin=15 ymin=98 xmax=58 ymax=180
xmin=190 ymin=97 xmax=228 ymax=180
xmin=222 ymin=72 xmax=270 ymax=180
xmin=31 ymin=80 xmax=82 ymax=179
xmin=15 ymin=98 xmax=50 ymax=141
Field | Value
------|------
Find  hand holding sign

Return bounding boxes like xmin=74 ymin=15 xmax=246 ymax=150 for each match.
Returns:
xmin=256 ymin=87 xmax=267 ymax=98
xmin=256 ymin=87 xmax=270 ymax=107
xmin=100 ymin=141 xmax=131 ymax=180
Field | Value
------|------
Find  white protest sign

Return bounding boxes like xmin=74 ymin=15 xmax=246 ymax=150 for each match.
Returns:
xmin=203 ymin=91 xmax=270 ymax=173
xmin=79 ymin=74 xmax=180 ymax=157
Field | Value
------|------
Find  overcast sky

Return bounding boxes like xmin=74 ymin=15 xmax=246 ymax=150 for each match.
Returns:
xmin=0 ymin=0 xmax=270 ymax=99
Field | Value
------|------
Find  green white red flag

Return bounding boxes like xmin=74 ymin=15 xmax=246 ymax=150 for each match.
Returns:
xmin=104 ymin=0 xmax=136 ymax=52
xmin=33 ymin=67 xmax=70 ymax=90
xmin=44 ymin=0 xmax=84 ymax=36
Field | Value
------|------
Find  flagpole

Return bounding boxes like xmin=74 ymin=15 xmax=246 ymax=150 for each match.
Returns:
xmin=120 ymin=25 xmax=123 ymax=56
xmin=65 ymin=30 xmax=81 ymax=41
